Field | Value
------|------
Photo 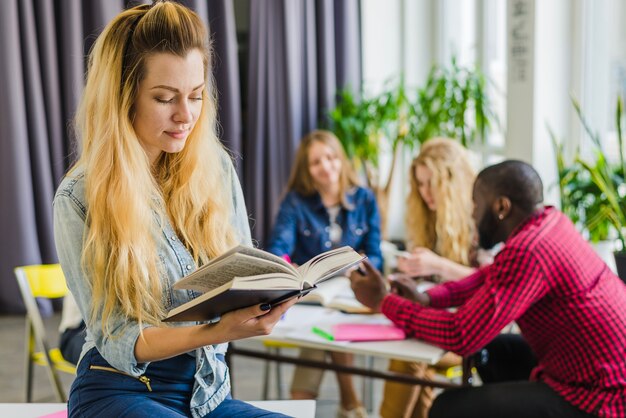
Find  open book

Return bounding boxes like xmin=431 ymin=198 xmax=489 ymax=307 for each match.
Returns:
xmin=164 ymin=245 xmax=364 ymax=322
xmin=299 ymin=276 xmax=371 ymax=314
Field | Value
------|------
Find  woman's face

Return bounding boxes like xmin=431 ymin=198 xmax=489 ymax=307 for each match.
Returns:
xmin=308 ymin=141 xmax=342 ymax=190
xmin=132 ymin=50 xmax=205 ymax=165
xmin=415 ymin=164 xmax=437 ymax=211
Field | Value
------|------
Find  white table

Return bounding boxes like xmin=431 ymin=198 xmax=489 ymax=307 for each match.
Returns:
xmin=265 ymin=304 xmax=444 ymax=364
xmin=228 ymin=304 xmax=470 ymax=389
xmin=0 ymin=400 xmax=315 ymax=418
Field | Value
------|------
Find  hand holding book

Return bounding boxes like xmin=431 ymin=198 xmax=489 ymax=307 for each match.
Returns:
xmin=164 ymin=245 xmax=364 ymax=322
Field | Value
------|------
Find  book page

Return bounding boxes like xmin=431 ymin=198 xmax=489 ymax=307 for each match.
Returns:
xmin=325 ymin=297 xmax=371 ymax=314
xmin=174 ymin=252 xmax=296 ymax=292
xmin=297 ymin=246 xmax=364 ymax=286
xmin=300 ymin=276 xmax=370 ymax=313
xmin=230 ymin=272 xmax=303 ymax=290
xmin=299 ymin=276 xmax=348 ymax=305
xmin=236 ymin=246 xmax=298 ymax=275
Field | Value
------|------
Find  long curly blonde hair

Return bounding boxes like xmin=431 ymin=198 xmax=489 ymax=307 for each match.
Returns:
xmin=73 ymin=2 xmax=237 ymax=333
xmin=406 ymin=138 xmax=476 ymax=265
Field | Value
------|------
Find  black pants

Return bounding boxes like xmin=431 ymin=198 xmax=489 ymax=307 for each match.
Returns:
xmin=429 ymin=334 xmax=596 ymax=418
xmin=59 ymin=321 xmax=86 ymax=365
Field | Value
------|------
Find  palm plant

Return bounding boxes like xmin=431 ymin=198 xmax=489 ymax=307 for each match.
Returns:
xmin=574 ymin=96 xmax=626 ymax=251
xmin=554 ymin=93 xmax=626 ymax=280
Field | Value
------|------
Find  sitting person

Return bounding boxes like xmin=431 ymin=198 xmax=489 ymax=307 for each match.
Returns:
xmin=53 ymin=2 xmax=294 ymax=416
xmin=58 ymin=291 xmax=85 ymax=365
xmin=397 ymin=138 xmax=478 ymax=282
xmin=381 ymin=138 xmax=479 ymax=418
xmin=266 ymin=129 xmax=382 ymax=418
xmin=350 ymin=160 xmax=626 ymax=418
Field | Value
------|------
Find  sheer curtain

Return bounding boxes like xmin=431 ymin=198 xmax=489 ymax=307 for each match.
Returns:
xmin=244 ymin=0 xmax=362 ymax=245
xmin=0 ymin=0 xmax=241 ymax=313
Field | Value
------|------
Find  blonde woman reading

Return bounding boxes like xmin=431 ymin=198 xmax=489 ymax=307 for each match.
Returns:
xmin=53 ymin=2 xmax=294 ymax=416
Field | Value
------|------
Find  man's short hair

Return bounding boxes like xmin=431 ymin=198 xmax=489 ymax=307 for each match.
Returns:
xmin=477 ymin=160 xmax=543 ymax=213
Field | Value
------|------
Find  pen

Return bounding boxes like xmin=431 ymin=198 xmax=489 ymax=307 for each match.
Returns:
xmin=312 ymin=326 xmax=335 ymax=341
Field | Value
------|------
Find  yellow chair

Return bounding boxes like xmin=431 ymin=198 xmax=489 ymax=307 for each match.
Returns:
xmin=14 ymin=264 xmax=76 ymax=402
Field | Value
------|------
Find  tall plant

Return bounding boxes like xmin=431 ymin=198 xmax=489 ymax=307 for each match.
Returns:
xmin=553 ymin=96 xmax=626 ymax=250
xmin=327 ymin=59 xmax=495 ymax=235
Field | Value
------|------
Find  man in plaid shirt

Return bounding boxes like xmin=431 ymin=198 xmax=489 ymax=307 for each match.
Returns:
xmin=351 ymin=160 xmax=626 ymax=418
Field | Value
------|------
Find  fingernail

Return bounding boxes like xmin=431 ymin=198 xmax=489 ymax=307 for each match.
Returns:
xmin=260 ymin=303 xmax=271 ymax=311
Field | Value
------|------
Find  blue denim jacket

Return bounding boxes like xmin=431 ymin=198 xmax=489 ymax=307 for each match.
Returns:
xmin=53 ymin=159 xmax=251 ymax=418
xmin=266 ymin=187 xmax=383 ymax=270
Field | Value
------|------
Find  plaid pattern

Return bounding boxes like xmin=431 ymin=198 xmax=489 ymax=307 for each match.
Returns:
xmin=382 ymin=207 xmax=626 ymax=417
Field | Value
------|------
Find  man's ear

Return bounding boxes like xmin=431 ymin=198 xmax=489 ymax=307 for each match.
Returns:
xmin=492 ymin=196 xmax=512 ymax=220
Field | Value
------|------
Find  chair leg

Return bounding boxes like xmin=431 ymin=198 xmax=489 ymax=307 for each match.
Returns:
xmin=262 ymin=354 xmax=271 ymax=400
xmin=25 ymin=321 xmax=34 ymax=403
xmin=361 ymin=355 xmax=374 ymax=412
xmin=33 ymin=328 xmax=67 ymax=401
xmin=275 ymin=347 xmax=284 ymax=399
xmin=43 ymin=349 xmax=67 ymax=402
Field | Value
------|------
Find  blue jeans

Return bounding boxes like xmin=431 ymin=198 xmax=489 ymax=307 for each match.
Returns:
xmin=69 ymin=348 xmax=289 ymax=418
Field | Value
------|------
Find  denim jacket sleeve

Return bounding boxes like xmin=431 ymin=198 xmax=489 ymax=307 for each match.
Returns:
xmin=53 ymin=173 xmax=151 ymax=376
xmin=265 ymin=192 xmax=298 ymax=257
xmin=360 ymin=188 xmax=383 ymax=270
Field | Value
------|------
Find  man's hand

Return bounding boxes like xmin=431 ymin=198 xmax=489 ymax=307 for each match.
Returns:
xmin=348 ymin=260 xmax=388 ymax=312
xmin=388 ymin=273 xmax=431 ymax=306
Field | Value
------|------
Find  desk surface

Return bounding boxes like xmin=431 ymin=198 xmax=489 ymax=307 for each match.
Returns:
xmin=257 ymin=304 xmax=444 ymax=364
xmin=0 ymin=400 xmax=316 ymax=418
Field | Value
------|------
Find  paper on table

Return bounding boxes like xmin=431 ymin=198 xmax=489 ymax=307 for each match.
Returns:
xmin=330 ymin=323 xmax=406 ymax=341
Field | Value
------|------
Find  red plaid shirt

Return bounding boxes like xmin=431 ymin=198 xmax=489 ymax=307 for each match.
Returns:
xmin=382 ymin=207 xmax=626 ymax=417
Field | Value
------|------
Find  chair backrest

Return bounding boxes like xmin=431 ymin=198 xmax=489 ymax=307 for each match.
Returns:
xmin=15 ymin=264 xmax=68 ymax=299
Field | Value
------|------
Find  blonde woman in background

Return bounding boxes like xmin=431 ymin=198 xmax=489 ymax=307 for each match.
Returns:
xmin=53 ymin=2 xmax=294 ymax=416
xmin=380 ymin=138 xmax=480 ymax=418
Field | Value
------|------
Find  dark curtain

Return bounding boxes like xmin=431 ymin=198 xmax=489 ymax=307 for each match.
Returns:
xmin=0 ymin=0 xmax=241 ymax=314
xmin=244 ymin=0 xmax=362 ymax=245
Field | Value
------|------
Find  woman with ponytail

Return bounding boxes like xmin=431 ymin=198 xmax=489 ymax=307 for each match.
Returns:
xmin=53 ymin=2 xmax=293 ymax=416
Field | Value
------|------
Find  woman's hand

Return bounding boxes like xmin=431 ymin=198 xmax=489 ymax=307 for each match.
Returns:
xmin=397 ymin=247 xmax=442 ymax=277
xmin=135 ymin=298 xmax=297 ymax=363
xmin=213 ymin=297 xmax=297 ymax=341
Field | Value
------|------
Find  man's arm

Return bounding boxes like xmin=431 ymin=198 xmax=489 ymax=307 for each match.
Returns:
xmin=382 ymin=247 xmax=549 ymax=356
xmin=426 ymin=268 xmax=487 ymax=309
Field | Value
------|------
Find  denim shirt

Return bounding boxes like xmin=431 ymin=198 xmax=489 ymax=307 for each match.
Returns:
xmin=266 ymin=187 xmax=383 ymax=270
xmin=53 ymin=159 xmax=251 ymax=418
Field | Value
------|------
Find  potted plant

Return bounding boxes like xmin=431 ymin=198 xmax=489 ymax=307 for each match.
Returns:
xmin=554 ymin=96 xmax=626 ymax=281
xmin=327 ymin=58 xmax=495 ymax=236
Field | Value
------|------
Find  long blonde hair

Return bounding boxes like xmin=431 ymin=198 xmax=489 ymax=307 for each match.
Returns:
xmin=406 ymin=138 xmax=476 ymax=265
xmin=286 ymin=130 xmax=359 ymax=207
xmin=73 ymin=1 xmax=236 ymax=333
